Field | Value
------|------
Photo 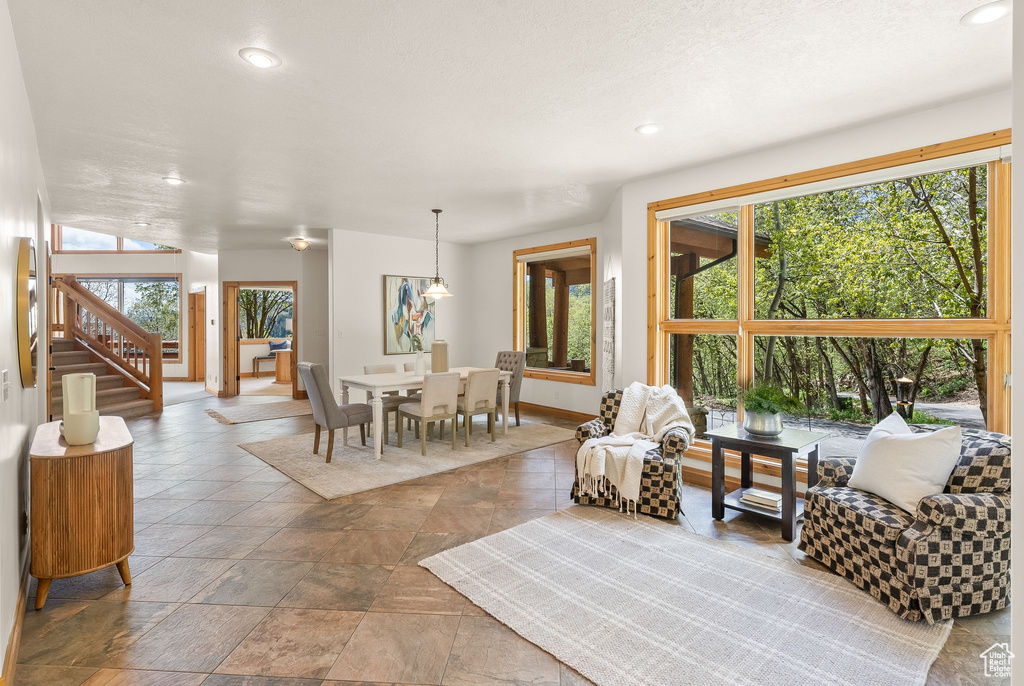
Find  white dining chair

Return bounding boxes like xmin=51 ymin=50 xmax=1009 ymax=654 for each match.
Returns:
xmin=397 ymin=372 xmax=460 ymax=455
xmin=457 ymin=368 xmax=500 ymax=445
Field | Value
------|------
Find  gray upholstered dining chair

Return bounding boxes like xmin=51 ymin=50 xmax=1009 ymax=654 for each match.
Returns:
xmin=397 ymin=371 xmax=460 ymax=455
xmin=494 ymin=351 xmax=526 ymax=426
xmin=297 ymin=362 xmax=373 ymax=463
xmin=457 ymin=368 xmax=500 ymax=445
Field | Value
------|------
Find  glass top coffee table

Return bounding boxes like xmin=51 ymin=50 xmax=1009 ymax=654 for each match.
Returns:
xmin=704 ymin=424 xmax=828 ymax=541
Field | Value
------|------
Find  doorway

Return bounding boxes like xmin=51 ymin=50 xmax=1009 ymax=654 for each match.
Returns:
xmin=222 ymin=281 xmax=299 ymax=399
xmin=188 ymin=288 xmax=206 ymax=382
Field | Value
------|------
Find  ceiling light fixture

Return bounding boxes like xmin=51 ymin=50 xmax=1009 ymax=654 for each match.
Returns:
xmin=133 ymin=222 xmax=150 ymax=227
xmin=239 ymin=47 xmax=282 ymax=69
xmin=960 ymin=0 xmax=1011 ymax=25
xmin=162 ymin=176 xmax=185 ymax=186
xmin=423 ymin=209 xmax=453 ymax=299
xmin=288 ymin=237 xmax=311 ymax=251
xmin=635 ymin=123 xmax=662 ymax=135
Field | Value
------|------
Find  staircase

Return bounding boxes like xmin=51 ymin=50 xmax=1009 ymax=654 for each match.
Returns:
xmin=49 ymin=338 xmax=155 ymax=420
xmin=48 ymin=275 xmax=164 ymax=421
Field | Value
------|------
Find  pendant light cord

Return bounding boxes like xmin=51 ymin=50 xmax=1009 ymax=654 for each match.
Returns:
xmin=435 ymin=211 xmax=440 ymax=281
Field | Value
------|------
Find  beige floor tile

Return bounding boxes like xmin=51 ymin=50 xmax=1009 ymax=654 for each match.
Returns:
xmin=486 ymin=508 xmax=552 ymax=534
xmin=131 ymin=480 xmax=184 ymax=499
xmin=495 ymin=488 xmax=557 ymax=510
xmin=347 ymin=506 xmax=432 ymax=531
xmin=434 ymin=485 xmax=499 ymax=509
xmin=80 ymin=668 xmax=208 ymax=685
xmin=500 ymin=471 xmax=557 ymax=489
xmin=103 ymin=557 xmax=237 ymax=603
xmin=397 ymin=533 xmax=480 ymax=566
xmin=261 ymin=482 xmax=325 ymax=503
xmin=170 ymin=526 xmax=280 ymax=559
xmin=369 ymin=566 xmax=466 ymax=615
xmin=559 ymin=663 xmax=596 ymax=685
xmin=28 ymin=556 xmax=163 ymax=601
xmin=223 ymin=502 xmax=313 ymax=528
xmin=159 ymin=500 xmax=254 ymax=525
xmin=278 ymin=563 xmax=392 ymax=611
xmin=132 ymin=523 xmax=214 ymax=556
xmin=215 ymin=608 xmax=363 ymax=679
xmin=10 ymin=664 xmax=99 ymax=686
xmin=206 ymin=482 xmax=286 ymax=502
xmin=189 ymin=559 xmax=314 ymax=606
xmin=104 ymin=604 xmax=269 ymax=672
xmin=18 ymin=600 xmax=177 ymax=667
xmin=246 ymin=528 xmax=346 ymax=562
xmin=419 ymin=507 xmax=493 ymax=534
xmin=194 ymin=465 xmax=266 ymax=481
xmin=326 ymin=612 xmax=460 ymax=684
xmin=504 ymin=458 xmax=554 ymax=474
xmin=149 ymin=480 xmax=236 ymax=500
xmin=132 ymin=498 xmax=195 ymax=524
xmin=243 ymin=467 xmax=293 ymax=483
xmin=284 ymin=503 xmax=374 ymax=530
xmin=442 ymin=616 xmax=559 ymax=686
xmin=320 ymin=530 xmax=416 ymax=565
xmin=375 ymin=484 xmax=446 ymax=508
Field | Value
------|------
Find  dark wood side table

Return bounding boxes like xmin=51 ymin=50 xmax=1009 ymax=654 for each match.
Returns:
xmin=705 ymin=424 xmax=827 ymax=541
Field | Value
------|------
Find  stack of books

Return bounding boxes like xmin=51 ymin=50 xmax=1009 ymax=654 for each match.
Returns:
xmin=740 ymin=488 xmax=782 ymax=511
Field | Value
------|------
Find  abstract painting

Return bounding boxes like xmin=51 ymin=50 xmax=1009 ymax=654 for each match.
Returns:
xmin=383 ymin=275 xmax=436 ymax=354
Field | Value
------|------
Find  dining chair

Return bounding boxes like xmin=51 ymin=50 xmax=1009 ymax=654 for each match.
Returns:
xmin=457 ymin=368 xmax=500 ymax=446
xmin=397 ymin=372 xmax=460 ymax=455
xmin=298 ymin=362 xmax=373 ymax=463
xmin=363 ymin=364 xmax=410 ymax=443
xmin=494 ymin=351 xmax=526 ymax=426
xmin=404 ymin=362 xmax=431 ymax=372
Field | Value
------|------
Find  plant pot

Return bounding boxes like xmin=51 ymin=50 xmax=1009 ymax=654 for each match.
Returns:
xmin=743 ymin=411 xmax=784 ymax=437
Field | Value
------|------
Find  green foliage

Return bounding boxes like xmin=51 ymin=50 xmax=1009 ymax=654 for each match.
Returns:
xmin=737 ymin=382 xmax=803 ymax=415
xmin=239 ymin=288 xmax=293 ymax=339
xmin=524 ymin=275 xmax=592 ymax=367
xmin=909 ymin=410 xmax=954 ymax=426
xmin=126 ymin=281 xmax=179 ymax=340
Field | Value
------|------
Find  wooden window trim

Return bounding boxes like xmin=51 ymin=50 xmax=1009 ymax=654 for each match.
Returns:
xmin=647 ymin=131 xmax=1012 ymax=438
xmin=51 ymin=225 xmax=182 ymax=254
xmin=513 ymin=237 xmax=598 ymax=386
xmin=53 ymin=272 xmax=185 ymax=363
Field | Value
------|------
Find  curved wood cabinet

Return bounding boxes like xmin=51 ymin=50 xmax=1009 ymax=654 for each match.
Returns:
xmin=30 ymin=416 xmax=134 ymax=609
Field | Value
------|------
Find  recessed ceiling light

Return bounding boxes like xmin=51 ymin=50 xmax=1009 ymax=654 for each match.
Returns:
xmin=635 ymin=123 xmax=662 ymax=135
xmin=239 ymin=47 xmax=282 ymax=69
xmin=960 ymin=0 xmax=1011 ymax=25
xmin=133 ymin=222 xmax=150 ymax=227
xmin=162 ymin=176 xmax=185 ymax=186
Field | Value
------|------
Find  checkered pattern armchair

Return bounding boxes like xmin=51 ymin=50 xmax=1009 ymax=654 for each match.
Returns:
xmin=799 ymin=427 xmax=1011 ymax=624
xmin=571 ymin=389 xmax=692 ymax=519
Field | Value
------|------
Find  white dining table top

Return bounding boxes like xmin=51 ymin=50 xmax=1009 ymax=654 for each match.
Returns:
xmin=338 ymin=366 xmax=510 ymax=391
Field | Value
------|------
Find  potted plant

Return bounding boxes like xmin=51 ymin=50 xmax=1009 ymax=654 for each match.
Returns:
xmin=736 ymin=382 xmax=802 ymax=436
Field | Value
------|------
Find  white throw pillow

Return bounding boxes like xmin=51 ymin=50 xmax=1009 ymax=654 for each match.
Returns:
xmin=847 ymin=413 xmax=962 ymax=513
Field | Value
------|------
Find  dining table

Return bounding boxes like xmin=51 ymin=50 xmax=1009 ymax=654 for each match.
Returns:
xmin=337 ymin=367 xmax=512 ymax=459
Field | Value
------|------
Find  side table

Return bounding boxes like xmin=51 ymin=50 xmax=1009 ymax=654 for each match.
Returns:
xmin=705 ymin=424 xmax=826 ymax=541
xmin=29 ymin=416 xmax=134 ymax=609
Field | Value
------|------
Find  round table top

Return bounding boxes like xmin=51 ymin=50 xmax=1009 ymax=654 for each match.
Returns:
xmin=30 ymin=416 xmax=133 ymax=458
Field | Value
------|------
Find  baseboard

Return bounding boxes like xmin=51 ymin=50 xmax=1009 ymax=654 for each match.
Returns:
xmin=0 ymin=557 xmax=30 ymax=686
xmin=163 ymin=376 xmax=189 ymax=381
xmin=517 ymin=401 xmax=593 ymax=424
xmin=204 ymin=385 xmax=226 ymax=398
xmin=296 ymin=390 xmax=308 ymax=400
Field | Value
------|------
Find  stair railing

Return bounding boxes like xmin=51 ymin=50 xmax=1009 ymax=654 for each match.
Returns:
xmin=51 ymin=276 xmax=163 ymax=412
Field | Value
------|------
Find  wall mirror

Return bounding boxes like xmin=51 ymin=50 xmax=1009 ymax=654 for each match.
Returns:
xmin=17 ymin=236 xmax=38 ymax=388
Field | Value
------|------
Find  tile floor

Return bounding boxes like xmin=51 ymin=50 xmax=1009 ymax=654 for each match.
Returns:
xmin=14 ymin=394 xmax=1009 ymax=685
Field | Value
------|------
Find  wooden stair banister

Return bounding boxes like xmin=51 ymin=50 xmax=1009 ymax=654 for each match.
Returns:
xmin=51 ymin=276 xmax=164 ymax=413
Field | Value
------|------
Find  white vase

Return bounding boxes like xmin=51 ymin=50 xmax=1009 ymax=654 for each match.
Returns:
xmin=60 ymin=372 xmax=100 ymax=445
xmin=414 ymin=350 xmax=427 ymax=375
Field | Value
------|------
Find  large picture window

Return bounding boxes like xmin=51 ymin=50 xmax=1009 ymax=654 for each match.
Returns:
xmin=513 ymin=238 xmax=597 ymax=385
xmin=648 ymin=132 xmax=1012 ymax=455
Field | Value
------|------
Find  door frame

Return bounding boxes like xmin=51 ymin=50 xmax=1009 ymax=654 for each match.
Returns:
xmin=222 ymin=280 xmax=299 ymax=399
xmin=187 ymin=288 xmax=206 ymax=382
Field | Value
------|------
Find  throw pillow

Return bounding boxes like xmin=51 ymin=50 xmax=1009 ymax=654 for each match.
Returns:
xmin=848 ymin=412 xmax=962 ymax=513
xmin=269 ymin=340 xmax=290 ymax=352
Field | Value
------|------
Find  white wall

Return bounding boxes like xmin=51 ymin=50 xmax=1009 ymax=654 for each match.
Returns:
xmin=217 ymin=248 xmax=329 ymax=392
xmin=1009 ymin=7 xmax=1022 ymax=679
xmin=0 ymin=0 xmax=48 ymax=669
xmin=328 ymin=229 xmax=472 ymax=402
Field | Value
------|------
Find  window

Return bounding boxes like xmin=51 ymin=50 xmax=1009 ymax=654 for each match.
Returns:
xmin=513 ymin=238 xmax=597 ymax=385
xmin=239 ymin=287 xmax=294 ymax=340
xmin=52 ymin=225 xmax=180 ymax=253
xmin=70 ymin=275 xmax=182 ymax=361
xmin=648 ymin=132 xmax=1012 ymax=446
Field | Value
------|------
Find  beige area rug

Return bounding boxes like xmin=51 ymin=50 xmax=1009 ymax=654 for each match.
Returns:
xmin=238 ymin=421 xmax=575 ymax=500
xmin=421 ymin=507 xmax=952 ymax=686
xmin=206 ymin=400 xmax=312 ymax=424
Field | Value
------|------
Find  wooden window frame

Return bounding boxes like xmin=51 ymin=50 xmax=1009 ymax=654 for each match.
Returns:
xmin=513 ymin=237 xmax=598 ymax=386
xmin=51 ymin=225 xmax=182 ymax=254
xmin=54 ymin=272 xmax=185 ymax=363
xmin=647 ymin=130 xmax=1012 ymax=441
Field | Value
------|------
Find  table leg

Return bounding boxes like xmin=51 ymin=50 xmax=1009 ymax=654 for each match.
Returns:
xmin=806 ymin=445 xmax=820 ymax=490
xmin=740 ymin=451 xmax=752 ymax=489
xmin=711 ymin=440 xmax=725 ymax=520
xmin=116 ymin=559 xmax=132 ymax=585
xmin=501 ymin=378 xmax=510 ymax=434
xmin=782 ymin=452 xmax=796 ymax=542
xmin=371 ymin=396 xmax=384 ymax=460
xmin=341 ymin=383 xmax=350 ymax=445
xmin=34 ymin=578 xmax=52 ymax=610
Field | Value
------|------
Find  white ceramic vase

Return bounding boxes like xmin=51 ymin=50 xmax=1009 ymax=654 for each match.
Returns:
xmin=60 ymin=372 xmax=100 ymax=445
xmin=414 ymin=350 xmax=427 ymax=375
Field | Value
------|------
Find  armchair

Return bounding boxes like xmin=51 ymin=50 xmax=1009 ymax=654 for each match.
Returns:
xmin=799 ymin=427 xmax=1011 ymax=623
xmin=571 ymin=389 xmax=693 ymax=519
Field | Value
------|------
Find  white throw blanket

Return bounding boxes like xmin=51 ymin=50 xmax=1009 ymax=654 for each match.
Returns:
xmin=576 ymin=382 xmax=695 ymax=515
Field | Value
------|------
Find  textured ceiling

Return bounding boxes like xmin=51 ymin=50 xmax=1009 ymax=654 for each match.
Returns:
xmin=8 ymin=0 xmax=1012 ymax=251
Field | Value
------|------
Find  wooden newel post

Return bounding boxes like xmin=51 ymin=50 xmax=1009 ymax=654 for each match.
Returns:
xmin=148 ymin=332 xmax=163 ymax=412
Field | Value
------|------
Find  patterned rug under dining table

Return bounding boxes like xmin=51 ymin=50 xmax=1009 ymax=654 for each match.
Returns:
xmin=337 ymin=367 xmax=513 ymax=459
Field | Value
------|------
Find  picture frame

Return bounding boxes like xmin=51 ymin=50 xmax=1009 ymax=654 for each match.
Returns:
xmin=382 ymin=274 xmax=436 ymax=355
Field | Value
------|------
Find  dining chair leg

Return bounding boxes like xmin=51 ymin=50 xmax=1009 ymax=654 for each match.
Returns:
xmin=421 ymin=421 xmax=427 ymax=456
xmin=397 ymin=416 xmax=404 ymax=447
xmin=515 ymin=402 xmax=521 ymax=426
xmin=360 ymin=423 xmax=366 ymax=446
xmin=439 ymin=419 xmax=445 ymax=441
xmin=463 ymin=413 xmax=470 ymax=447
xmin=489 ymin=410 xmax=495 ymax=441
xmin=451 ymin=415 xmax=457 ymax=450
xmin=468 ymin=416 xmax=472 ymax=436
xmin=314 ymin=425 xmax=321 ymax=454
xmin=326 ymin=429 xmax=335 ymax=463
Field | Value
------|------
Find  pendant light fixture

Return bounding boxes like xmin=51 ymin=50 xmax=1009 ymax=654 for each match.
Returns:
xmin=423 ymin=209 xmax=453 ymax=299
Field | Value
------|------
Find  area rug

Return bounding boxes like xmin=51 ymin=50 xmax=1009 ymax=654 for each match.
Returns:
xmin=206 ymin=400 xmax=313 ymax=425
xmin=421 ymin=507 xmax=952 ymax=686
xmin=238 ymin=421 xmax=574 ymax=500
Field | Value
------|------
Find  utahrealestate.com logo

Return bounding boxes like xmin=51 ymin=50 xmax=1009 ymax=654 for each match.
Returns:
xmin=980 ymin=642 xmax=1013 ymax=678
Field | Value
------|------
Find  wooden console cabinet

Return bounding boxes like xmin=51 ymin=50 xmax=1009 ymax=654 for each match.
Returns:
xmin=29 ymin=416 xmax=134 ymax=609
